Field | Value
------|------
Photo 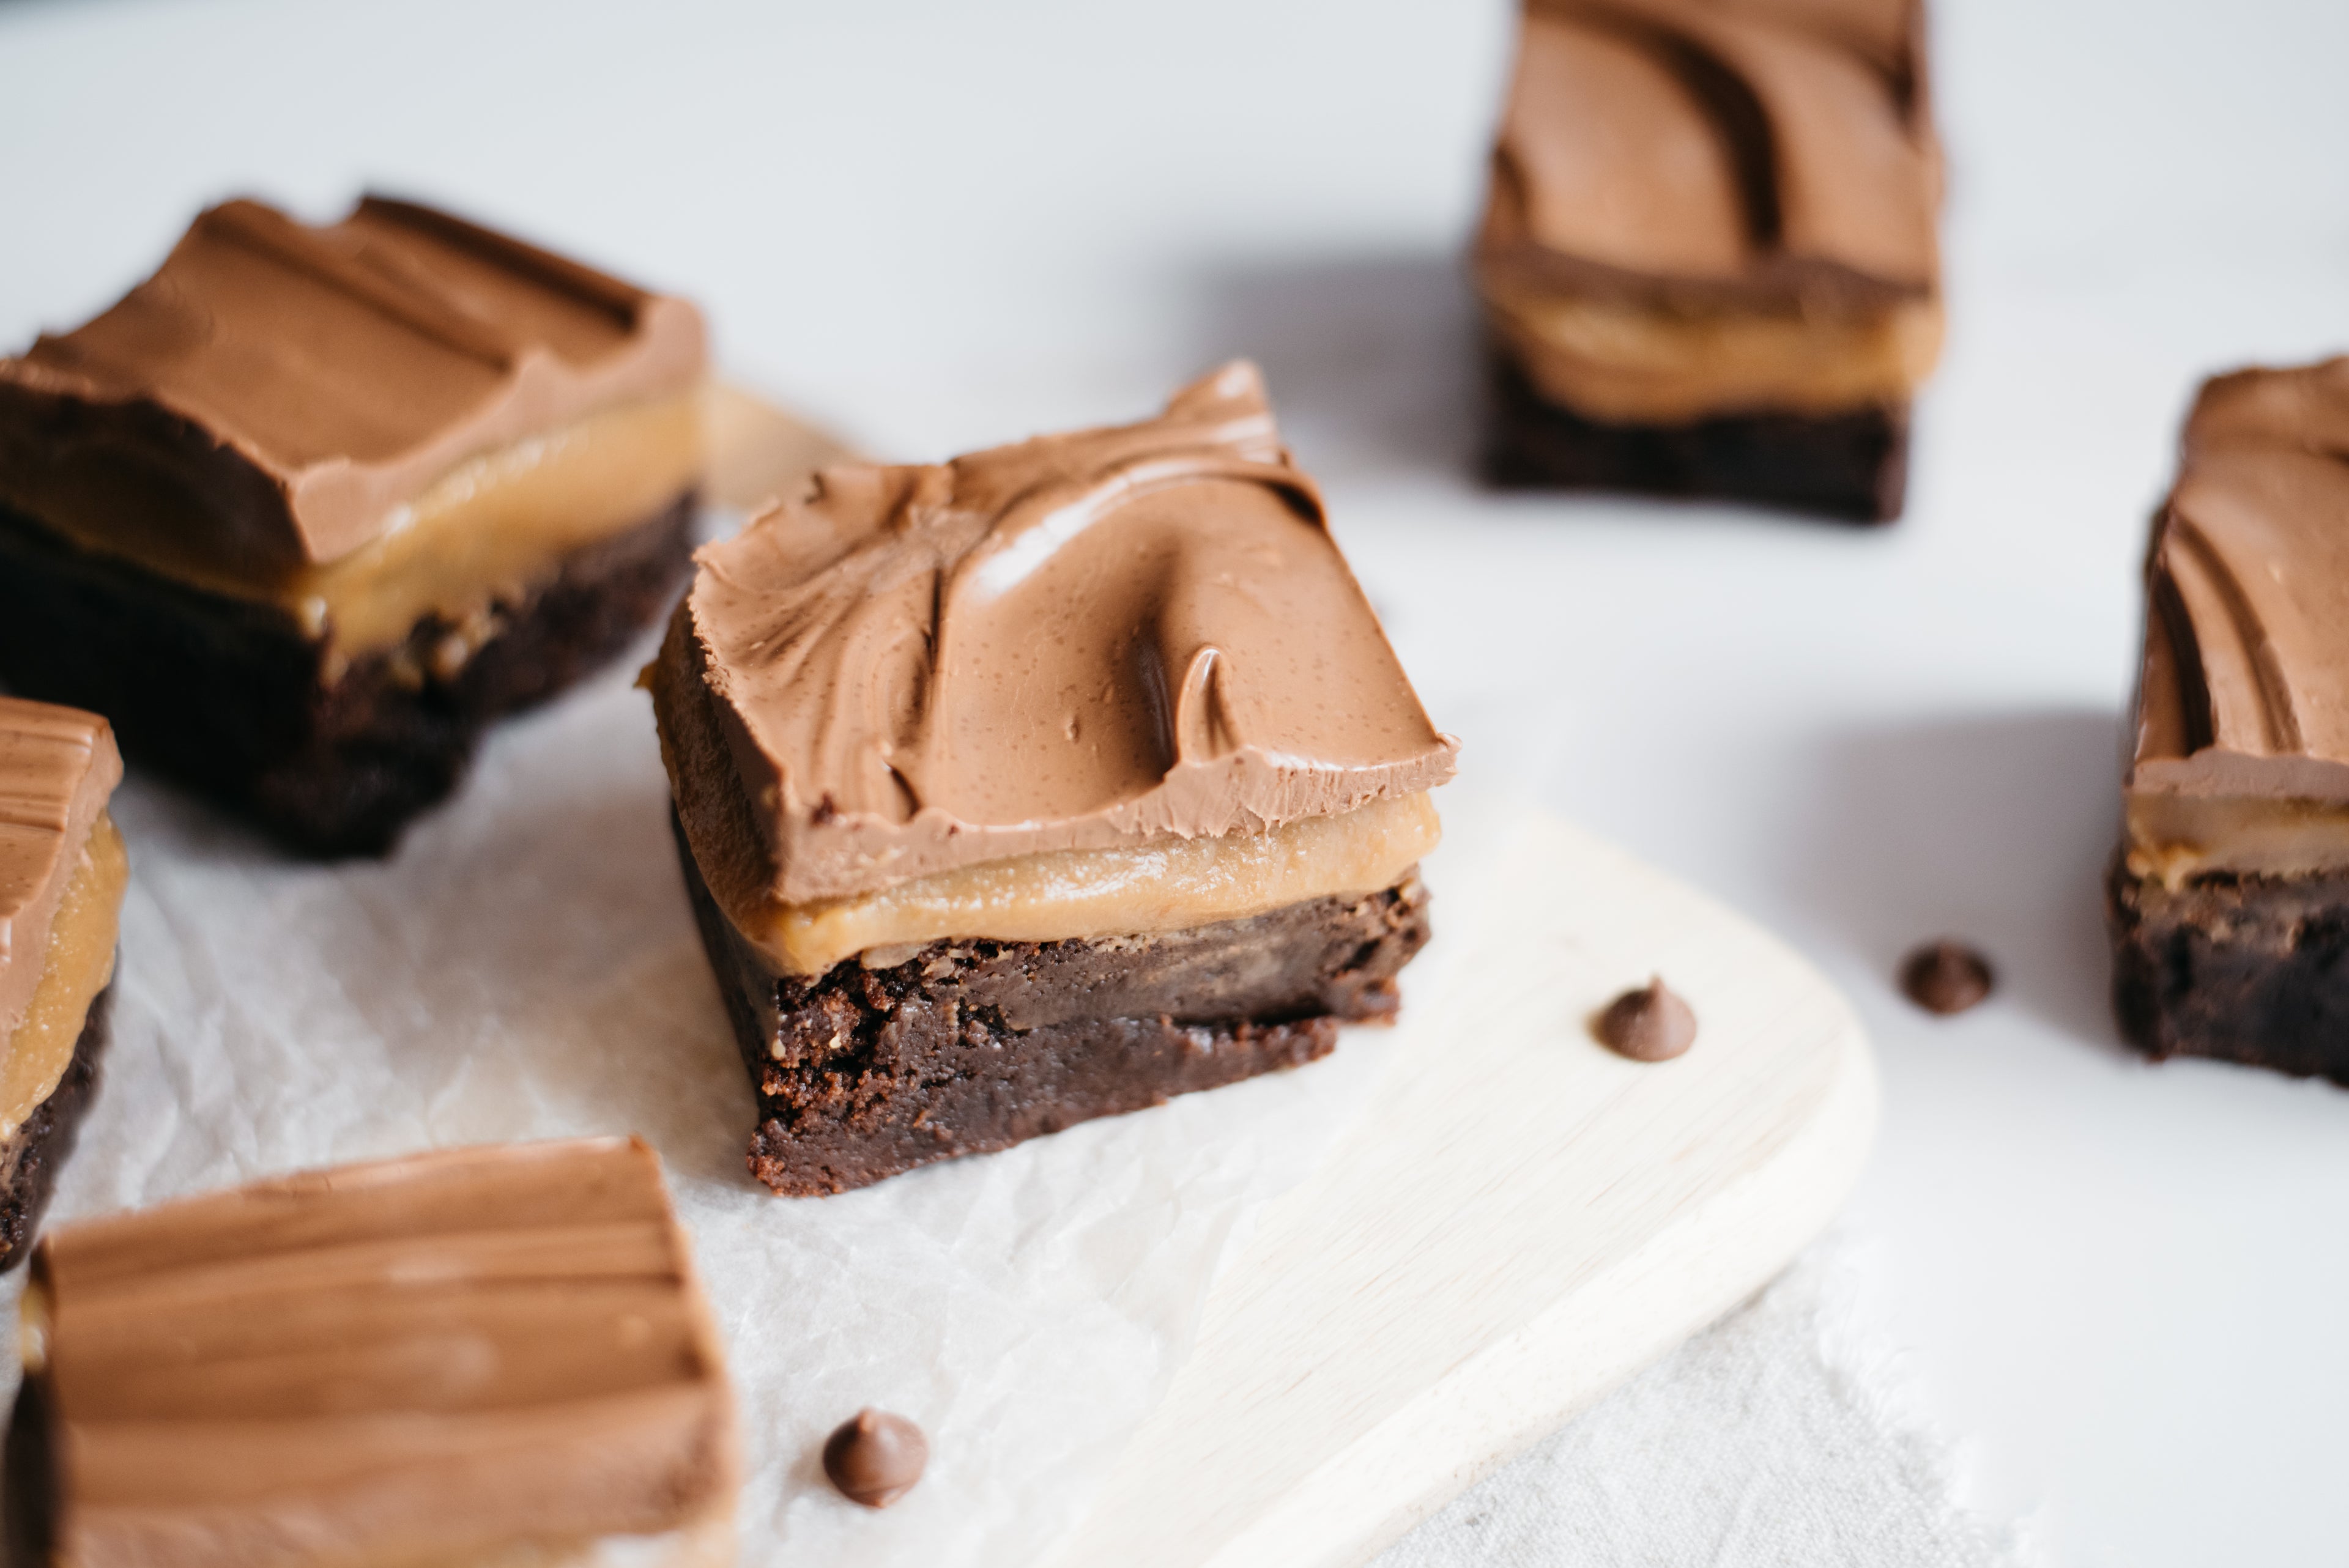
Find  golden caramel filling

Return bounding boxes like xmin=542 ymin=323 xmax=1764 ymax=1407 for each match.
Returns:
xmin=733 ymin=791 xmax=1442 ymax=977
xmin=1 ymin=812 xmax=126 ymax=1137
xmin=19 ymin=390 xmax=704 ymax=662
xmin=2124 ymin=792 xmax=2349 ymax=887
xmin=1483 ymin=281 xmax=1943 ymax=424
xmin=299 ymin=390 xmax=703 ymax=662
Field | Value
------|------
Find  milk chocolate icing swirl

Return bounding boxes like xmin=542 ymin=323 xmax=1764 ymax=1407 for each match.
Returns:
xmin=25 ymin=1137 xmax=737 ymax=1568
xmin=1478 ymin=0 xmax=1940 ymax=309
xmin=2132 ymin=357 xmax=2349 ymax=804
xmin=0 ymin=196 xmax=705 ymax=576
xmin=653 ymin=363 xmax=1458 ymax=909
xmin=0 ymin=697 xmax=121 ymax=1047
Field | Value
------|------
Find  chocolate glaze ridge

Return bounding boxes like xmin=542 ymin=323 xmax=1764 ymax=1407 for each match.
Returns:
xmin=656 ymin=363 xmax=1457 ymax=909
xmin=2129 ymin=357 xmax=2349 ymax=805
xmin=1477 ymin=0 xmax=1939 ymax=311
xmin=16 ymin=1137 xmax=738 ymax=1567
xmin=0 ymin=195 xmax=705 ymax=575
xmin=0 ymin=698 xmax=121 ymax=1047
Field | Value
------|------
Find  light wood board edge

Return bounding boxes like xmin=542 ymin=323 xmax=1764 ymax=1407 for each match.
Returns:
xmin=1049 ymin=808 xmax=1880 ymax=1567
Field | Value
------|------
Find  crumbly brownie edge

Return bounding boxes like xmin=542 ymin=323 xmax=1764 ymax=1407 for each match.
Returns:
xmin=2106 ymin=852 xmax=2349 ymax=1087
xmin=1479 ymin=344 xmax=1910 ymax=523
xmin=0 ymin=494 xmax=696 ymax=857
xmin=670 ymin=815 xmax=1433 ymax=1196
xmin=0 ymin=982 xmax=111 ymax=1274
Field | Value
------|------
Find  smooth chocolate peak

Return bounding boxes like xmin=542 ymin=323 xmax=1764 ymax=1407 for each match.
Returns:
xmin=2131 ymin=357 xmax=2349 ymax=804
xmin=30 ymin=1137 xmax=738 ymax=1567
xmin=1594 ymin=978 xmax=1698 ymax=1060
xmin=1480 ymin=0 xmax=1939 ymax=308
xmin=664 ymin=362 xmax=1458 ymax=906
xmin=0 ymin=697 xmax=121 ymax=1045
xmin=0 ymin=194 xmax=705 ymax=572
xmin=822 ymin=1409 xmax=929 ymax=1507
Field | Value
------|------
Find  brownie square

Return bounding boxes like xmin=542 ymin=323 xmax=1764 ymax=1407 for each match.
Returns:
xmin=648 ymin=364 xmax=1457 ymax=1194
xmin=1472 ymin=0 xmax=1942 ymax=520
xmin=2108 ymin=355 xmax=2349 ymax=1082
xmin=0 ymin=196 xmax=708 ymax=854
xmin=0 ymin=697 xmax=127 ymax=1272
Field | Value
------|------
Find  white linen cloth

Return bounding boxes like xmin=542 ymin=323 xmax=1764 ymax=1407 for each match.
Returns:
xmin=1378 ymin=1240 xmax=2034 ymax=1568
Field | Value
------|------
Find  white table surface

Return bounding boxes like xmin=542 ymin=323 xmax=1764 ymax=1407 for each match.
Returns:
xmin=5 ymin=1 xmax=2348 ymax=1564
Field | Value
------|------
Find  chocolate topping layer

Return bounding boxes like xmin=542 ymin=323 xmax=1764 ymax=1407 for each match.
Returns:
xmin=0 ymin=195 xmax=705 ymax=576
xmin=0 ymin=700 xmax=122 ymax=1050
xmin=1477 ymin=0 xmax=1939 ymax=311
xmin=2129 ymin=358 xmax=2349 ymax=810
xmin=20 ymin=1137 xmax=737 ymax=1568
xmin=655 ymin=363 xmax=1457 ymax=909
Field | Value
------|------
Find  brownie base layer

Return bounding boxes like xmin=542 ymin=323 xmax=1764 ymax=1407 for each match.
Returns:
xmin=1479 ymin=346 xmax=1910 ymax=523
xmin=4 ymin=1367 xmax=56 ymax=1568
xmin=2107 ymin=854 xmax=2349 ymax=1086
xmin=0 ymin=982 xmax=111 ymax=1274
xmin=0 ymin=495 xmax=696 ymax=857
xmin=673 ymin=816 xmax=1434 ymax=1196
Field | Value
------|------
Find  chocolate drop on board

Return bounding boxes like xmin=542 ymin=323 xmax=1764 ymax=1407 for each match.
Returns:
xmin=1594 ymin=978 xmax=1697 ymax=1062
xmin=823 ymin=1408 xmax=929 ymax=1508
xmin=1900 ymin=941 xmax=1994 ymax=1015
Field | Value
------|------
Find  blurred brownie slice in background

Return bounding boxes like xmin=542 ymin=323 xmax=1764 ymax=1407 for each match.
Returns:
xmin=0 ymin=196 xmax=708 ymax=854
xmin=1474 ymin=0 xmax=1943 ymax=520
xmin=0 ymin=698 xmax=126 ymax=1272
xmin=6 ymin=1137 xmax=739 ymax=1568
xmin=647 ymin=363 xmax=1458 ymax=1196
xmin=2109 ymin=357 xmax=2349 ymax=1085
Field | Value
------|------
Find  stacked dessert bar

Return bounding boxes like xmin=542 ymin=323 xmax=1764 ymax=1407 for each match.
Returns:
xmin=0 ymin=197 xmax=708 ymax=853
xmin=1475 ymin=0 xmax=1943 ymax=520
xmin=0 ymin=699 xmax=127 ymax=1270
xmin=2109 ymin=356 xmax=2349 ymax=1085
xmin=648 ymin=364 xmax=1458 ymax=1194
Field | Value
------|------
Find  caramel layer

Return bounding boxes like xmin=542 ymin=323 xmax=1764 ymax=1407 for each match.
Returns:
xmin=1 ymin=814 xmax=124 ymax=1137
xmin=1483 ymin=281 xmax=1943 ymax=424
xmin=16 ymin=390 xmax=703 ymax=662
xmin=2123 ymin=793 xmax=2349 ymax=887
xmin=730 ymin=791 xmax=1441 ymax=977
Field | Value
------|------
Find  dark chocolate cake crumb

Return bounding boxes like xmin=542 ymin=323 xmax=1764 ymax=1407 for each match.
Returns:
xmin=1593 ymin=978 xmax=1697 ymax=1062
xmin=823 ymin=1409 xmax=928 ymax=1509
xmin=1900 ymin=941 xmax=1994 ymax=1015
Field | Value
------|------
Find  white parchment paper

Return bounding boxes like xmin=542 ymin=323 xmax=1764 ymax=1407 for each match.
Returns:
xmin=13 ymin=648 xmax=1399 ymax=1567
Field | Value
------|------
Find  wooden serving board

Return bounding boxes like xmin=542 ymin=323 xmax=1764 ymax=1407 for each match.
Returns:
xmin=1048 ymin=807 xmax=1878 ymax=1567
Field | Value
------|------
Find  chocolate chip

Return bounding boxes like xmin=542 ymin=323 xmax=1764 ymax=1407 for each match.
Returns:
xmin=823 ymin=1408 xmax=928 ymax=1508
xmin=1899 ymin=940 xmax=1994 ymax=1015
xmin=1593 ymin=978 xmax=1697 ymax=1062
